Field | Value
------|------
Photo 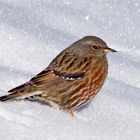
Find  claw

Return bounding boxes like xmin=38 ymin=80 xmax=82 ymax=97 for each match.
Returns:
xmin=66 ymin=109 xmax=76 ymax=117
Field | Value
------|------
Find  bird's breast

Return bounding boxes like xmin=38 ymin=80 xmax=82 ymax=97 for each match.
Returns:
xmin=88 ymin=59 xmax=108 ymax=96
xmin=73 ymin=58 xmax=108 ymax=109
xmin=58 ymin=57 xmax=108 ymax=110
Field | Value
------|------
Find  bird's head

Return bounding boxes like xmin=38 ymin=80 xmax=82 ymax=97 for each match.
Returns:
xmin=72 ymin=36 xmax=117 ymax=58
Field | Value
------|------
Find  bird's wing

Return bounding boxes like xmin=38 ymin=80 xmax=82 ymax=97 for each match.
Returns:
xmin=52 ymin=69 xmax=85 ymax=80
xmin=30 ymin=69 xmax=85 ymax=83
xmin=1 ymin=51 xmax=87 ymax=101
xmin=30 ymin=51 xmax=87 ymax=85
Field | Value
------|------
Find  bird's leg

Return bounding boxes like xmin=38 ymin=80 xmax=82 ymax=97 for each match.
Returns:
xmin=66 ymin=109 xmax=76 ymax=117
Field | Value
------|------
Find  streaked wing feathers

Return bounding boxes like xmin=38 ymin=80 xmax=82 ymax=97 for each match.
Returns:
xmin=52 ymin=69 xmax=85 ymax=80
xmin=30 ymin=69 xmax=50 ymax=81
xmin=30 ymin=68 xmax=85 ymax=84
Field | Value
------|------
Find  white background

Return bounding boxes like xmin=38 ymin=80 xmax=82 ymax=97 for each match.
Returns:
xmin=0 ymin=0 xmax=140 ymax=140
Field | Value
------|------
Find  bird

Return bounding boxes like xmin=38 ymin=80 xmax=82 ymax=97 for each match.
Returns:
xmin=0 ymin=36 xmax=116 ymax=116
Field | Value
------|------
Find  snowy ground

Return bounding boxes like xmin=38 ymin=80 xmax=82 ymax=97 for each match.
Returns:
xmin=0 ymin=0 xmax=140 ymax=140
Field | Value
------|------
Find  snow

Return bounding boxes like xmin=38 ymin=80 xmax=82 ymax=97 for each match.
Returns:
xmin=0 ymin=0 xmax=140 ymax=140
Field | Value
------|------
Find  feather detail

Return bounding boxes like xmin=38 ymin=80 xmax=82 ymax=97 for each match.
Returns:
xmin=52 ymin=69 xmax=85 ymax=80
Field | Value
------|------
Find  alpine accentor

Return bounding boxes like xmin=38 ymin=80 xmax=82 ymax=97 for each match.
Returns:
xmin=0 ymin=36 xmax=116 ymax=116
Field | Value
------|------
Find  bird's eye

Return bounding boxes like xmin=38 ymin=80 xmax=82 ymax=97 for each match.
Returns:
xmin=92 ymin=46 xmax=100 ymax=49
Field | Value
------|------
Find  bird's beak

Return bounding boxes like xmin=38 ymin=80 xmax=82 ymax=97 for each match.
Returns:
xmin=103 ymin=47 xmax=117 ymax=53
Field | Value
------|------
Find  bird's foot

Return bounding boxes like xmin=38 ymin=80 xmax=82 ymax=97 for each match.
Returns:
xmin=66 ymin=109 xmax=76 ymax=117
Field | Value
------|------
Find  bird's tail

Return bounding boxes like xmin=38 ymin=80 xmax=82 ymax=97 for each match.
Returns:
xmin=0 ymin=82 xmax=38 ymax=102
xmin=0 ymin=93 xmax=18 ymax=101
